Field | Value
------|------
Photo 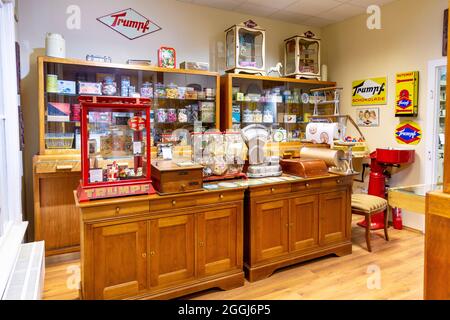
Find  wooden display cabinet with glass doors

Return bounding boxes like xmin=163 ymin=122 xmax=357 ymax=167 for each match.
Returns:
xmin=220 ymin=73 xmax=336 ymax=158
xmin=34 ymin=56 xmax=220 ymax=256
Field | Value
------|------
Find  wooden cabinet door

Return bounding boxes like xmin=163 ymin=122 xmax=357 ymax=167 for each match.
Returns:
xmin=93 ymin=221 xmax=148 ymax=300
xmin=254 ymin=199 xmax=289 ymax=262
xmin=289 ymin=195 xmax=319 ymax=252
xmin=149 ymin=215 xmax=195 ymax=288
xmin=319 ymin=191 xmax=349 ymax=246
xmin=197 ymin=207 xmax=241 ymax=277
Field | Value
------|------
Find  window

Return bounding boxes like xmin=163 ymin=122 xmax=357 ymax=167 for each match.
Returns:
xmin=0 ymin=0 xmax=22 ymax=241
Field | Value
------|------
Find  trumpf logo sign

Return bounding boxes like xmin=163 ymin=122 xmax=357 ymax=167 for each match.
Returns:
xmin=97 ymin=8 xmax=162 ymax=40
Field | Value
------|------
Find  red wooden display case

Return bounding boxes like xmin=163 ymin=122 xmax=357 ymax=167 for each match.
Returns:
xmin=77 ymin=96 xmax=155 ymax=202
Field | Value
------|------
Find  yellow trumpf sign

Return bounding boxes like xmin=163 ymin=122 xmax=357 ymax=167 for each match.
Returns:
xmin=352 ymin=77 xmax=387 ymax=106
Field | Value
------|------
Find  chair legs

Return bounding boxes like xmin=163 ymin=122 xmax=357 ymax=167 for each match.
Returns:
xmin=384 ymin=207 xmax=390 ymax=241
xmin=364 ymin=213 xmax=372 ymax=252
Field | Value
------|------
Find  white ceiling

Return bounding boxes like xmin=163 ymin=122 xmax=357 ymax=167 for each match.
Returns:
xmin=177 ymin=0 xmax=396 ymax=27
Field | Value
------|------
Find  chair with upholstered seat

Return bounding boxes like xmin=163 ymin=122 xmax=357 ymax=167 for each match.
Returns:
xmin=351 ymin=194 xmax=389 ymax=252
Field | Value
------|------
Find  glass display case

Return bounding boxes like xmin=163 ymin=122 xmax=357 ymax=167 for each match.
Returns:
xmin=220 ymin=73 xmax=337 ymax=150
xmin=77 ymin=96 xmax=155 ymax=201
xmin=225 ymin=20 xmax=265 ymax=75
xmin=38 ymin=56 xmax=220 ymax=157
xmin=284 ymin=32 xmax=321 ymax=80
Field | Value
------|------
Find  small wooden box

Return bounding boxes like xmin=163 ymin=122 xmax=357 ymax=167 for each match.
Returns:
xmin=280 ymin=159 xmax=329 ymax=178
xmin=151 ymin=161 xmax=204 ymax=195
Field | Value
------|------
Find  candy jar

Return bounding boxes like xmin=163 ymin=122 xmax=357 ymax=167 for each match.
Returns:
xmin=102 ymin=76 xmax=117 ymax=96
xmin=155 ymin=83 xmax=166 ymax=98
xmin=156 ymin=108 xmax=167 ymax=123
xmin=178 ymin=108 xmax=188 ymax=123
xmin=166 ymin=83 xmax=179 ymax=99
xmin=167 ymin=108 xmax=177 ymax=123
xmin=263 ymin=109 xmax=274 ymax=123
xmin=243 ymin=108 xmax=253 ymax=123
xmin=253 ymin=109 xmax=263 ymax=123
xmin=140 ymin=82 xmax=153 ymax=98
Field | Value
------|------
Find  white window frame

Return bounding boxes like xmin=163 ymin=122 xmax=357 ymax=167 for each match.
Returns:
xmin=0 ymin=0 xmax=25 ymax=298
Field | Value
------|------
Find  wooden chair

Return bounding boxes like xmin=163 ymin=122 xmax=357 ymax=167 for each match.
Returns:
xmin=351 ymin=194 xmax=389 ymax=252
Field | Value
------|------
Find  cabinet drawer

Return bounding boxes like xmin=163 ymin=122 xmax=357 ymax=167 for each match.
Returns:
xmin=150 ymin=191 xmax=243 ymax=212
xmin=83 ymin=201 xmax=149 ymax=220
xmin=292 ymin=180 xmax=321 ymax=192
xmin=150 ymin=196 xmax=198 ymax=212
xmin=249 ymin=184 xmax=291 ymax=198
xmin=196 ymin=190 xmax=243 ymax=206
xmin=321 ymin=177 xmax=350 ymax=189
xmin=35 ymin=160 xmax=81 ymax=174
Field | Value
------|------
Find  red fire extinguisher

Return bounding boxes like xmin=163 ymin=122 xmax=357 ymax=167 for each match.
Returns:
xmin=392 ymin=208 xmax=403 ymax=230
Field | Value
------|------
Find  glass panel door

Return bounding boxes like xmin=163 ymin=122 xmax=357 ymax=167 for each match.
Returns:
xmin=238 ymin=28 xmax=263 ymax=69
xmin=436 ymin=66 xmax=446 ymax=184
xmin=299 ymin=39 xmax=319 ymax=74
xmin=285 ymin=39 xmax=297 ymax=75
xmin=226 ymin=29 xmax=235 ymax=69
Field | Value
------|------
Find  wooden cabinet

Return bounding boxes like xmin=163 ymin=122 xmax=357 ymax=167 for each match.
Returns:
xmin=254 ymin=199 xmax=289 ymax=262
xmin=319 ymin=191 xmax=349 ymax=246
xmin=149 ymin=215 xmax=195 ymax=288
xmin=289 ymin=195 xmax=319 ymax=252
xmin=245 ymin=176 xmax=352 ymax=282
xmin=197 ymin=207 xmax=241 ymax=277
xmin=93 ymin=222 xmax=148 ymax=300
xmin=33 ymin=155 xmax=81 ymax=256
xmin=79 ymin=190 xmax=245 ymax=300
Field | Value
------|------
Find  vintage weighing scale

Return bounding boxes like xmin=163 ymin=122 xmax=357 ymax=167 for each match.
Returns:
xmin=241 ymin=124 xmax=282 ymax=178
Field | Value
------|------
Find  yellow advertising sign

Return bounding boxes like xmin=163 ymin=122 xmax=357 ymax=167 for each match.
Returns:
xmin=352 ymin=77 xmax=387 ymax=106
xmin=395 ymin=71 xmax=419 ymax=117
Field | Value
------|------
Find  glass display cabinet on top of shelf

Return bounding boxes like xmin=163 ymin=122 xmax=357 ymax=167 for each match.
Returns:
xmin=225 ymin=20 xmax=266 ymax=75
xmin=39 ymin=56 xmax=220 ymax=156
xmin=284 ymin=31 xmax=321 ymax=80
xmin=221 ymin=74 xmax=336 ymax=144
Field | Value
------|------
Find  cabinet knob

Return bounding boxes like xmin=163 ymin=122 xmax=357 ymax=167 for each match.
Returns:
xmin=219 ymin=194 xmax=224 ymax=199
xmin=306 ymin=183 xmax=310 ymax=188
xmin=141 ymin=253 xmax=147 ymax=259
xmin=337 ymin=179 xmax=342 ymax=184
xmin=115 ymin=207 xmax=121 ymax=214
xmin=271 ymin=188 xmax=276 ymax=193
xmin=150 ymin=251 xmax=155 ymax=256
xmin=199 ymin=241 xmax=205 ymax=247
xmin=172 ymin=200 xmax=176 ymax=206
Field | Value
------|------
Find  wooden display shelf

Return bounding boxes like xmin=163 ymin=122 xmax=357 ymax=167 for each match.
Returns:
xmin=220 ymin=73 xmax=337 ymax=138
xmin=38 ymin=56 xmax=221 ymax=156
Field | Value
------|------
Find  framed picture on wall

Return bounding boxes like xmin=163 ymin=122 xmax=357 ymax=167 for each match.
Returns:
xmin=443 ymin=9 xmax=448 ymax=57
xmin=356 ymin=107 xmax=380 ymax=127
xmin=158 ymin=47 xmax=176 ymax=69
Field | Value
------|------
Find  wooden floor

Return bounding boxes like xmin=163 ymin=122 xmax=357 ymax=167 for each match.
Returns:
xmin=43 ymin=216 xmax=425 ymax=300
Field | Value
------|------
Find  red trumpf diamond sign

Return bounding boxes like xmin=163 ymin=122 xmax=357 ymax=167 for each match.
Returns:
xmin=97 ymin=8 xmax=162 ymax=40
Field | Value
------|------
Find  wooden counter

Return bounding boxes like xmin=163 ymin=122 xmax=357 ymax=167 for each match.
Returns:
xmin=243 ymin=175 xmax=353 ymax=282
xmin=76 ymin=174 xmax=353 ymax=299
xmin=76 ymin=187 xmax=245 ymax=300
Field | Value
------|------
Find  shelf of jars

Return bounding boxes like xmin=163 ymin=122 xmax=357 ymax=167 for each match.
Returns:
xmin=38 ymin=56 xmax=220 ymax=157
xmin=220 ymin=73 xmax=336 ymax=156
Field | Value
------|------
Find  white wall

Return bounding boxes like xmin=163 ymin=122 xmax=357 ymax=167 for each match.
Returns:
xmin=323 ymin=0 xmax=448 ymax=231
xmin=18 ymin=0 xmax=320 ymax=238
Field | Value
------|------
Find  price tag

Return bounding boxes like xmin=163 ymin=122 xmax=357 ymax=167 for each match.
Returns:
xmin=133 ymin=141 xmax=142 ymax=155
xmin=89 ymin=169 xmax=103 ymax=183
xmin=162 ymin=146 xmax=173 ymax=160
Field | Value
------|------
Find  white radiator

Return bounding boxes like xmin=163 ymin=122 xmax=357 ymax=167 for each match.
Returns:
xmin=3 ymin=241 xmax=45 ymax=300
